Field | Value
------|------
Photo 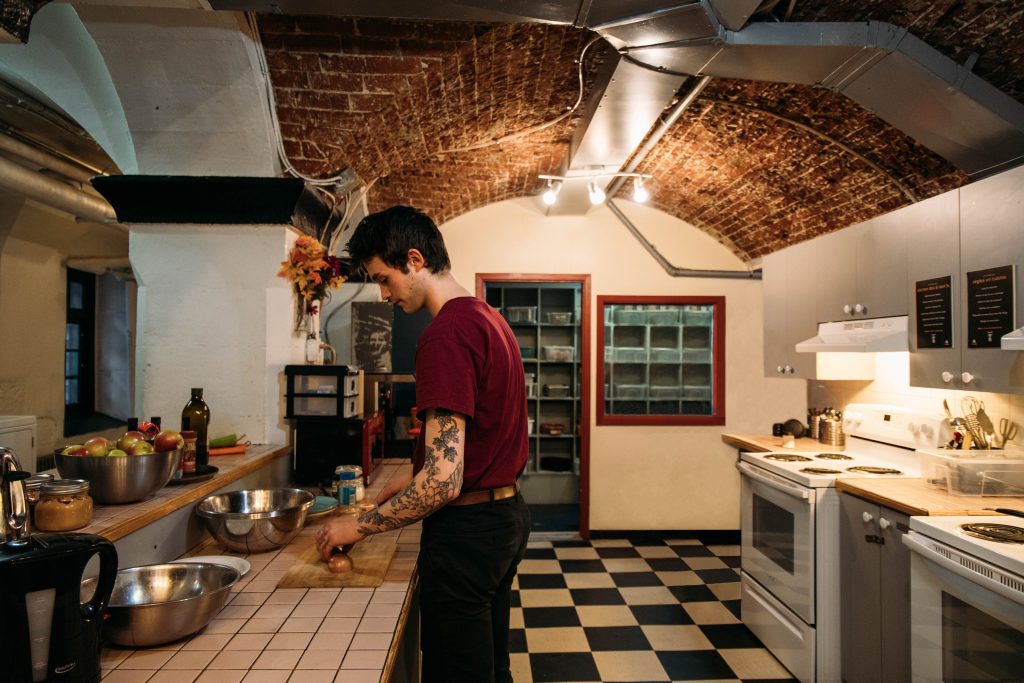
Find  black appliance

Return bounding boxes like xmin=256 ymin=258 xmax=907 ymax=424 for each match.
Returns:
xmin=0 ymin=532 xmax=117 ymax=682
xmin=292 ymin=417 xmax=370 ymax=486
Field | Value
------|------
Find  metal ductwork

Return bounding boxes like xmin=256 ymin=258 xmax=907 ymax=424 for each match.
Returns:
xmin=0 ymin=154 xmax=118 ymax=224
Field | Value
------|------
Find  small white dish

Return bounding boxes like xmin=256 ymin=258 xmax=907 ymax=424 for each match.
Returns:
xmin=173 ymin=555 xmax=251 ymax=578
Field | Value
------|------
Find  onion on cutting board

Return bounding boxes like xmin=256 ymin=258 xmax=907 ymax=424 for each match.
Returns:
xmin=327 ymin=544 xmax=355 ymax=573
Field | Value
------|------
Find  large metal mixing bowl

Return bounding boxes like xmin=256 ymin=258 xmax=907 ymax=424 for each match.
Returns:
xmin=55 ymin=449 xmax=182 ymax=504
xmin=81 ymin=562 xmax=239 ymax=647
xmin=196 ymin=488 xmax=315 ymax=553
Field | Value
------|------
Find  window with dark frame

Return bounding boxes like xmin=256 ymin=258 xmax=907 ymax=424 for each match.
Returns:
xmin=65 ymin=268 xmax=96 ymax=422
xmin=598 ymin=295 xmax=725 ymax=426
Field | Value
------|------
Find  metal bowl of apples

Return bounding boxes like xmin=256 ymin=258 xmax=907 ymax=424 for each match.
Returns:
xmin=55 ymin=431 xmax=183 ymax=504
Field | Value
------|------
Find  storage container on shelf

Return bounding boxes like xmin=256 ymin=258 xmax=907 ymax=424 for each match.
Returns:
xmin=520 ymin=346 xmax=537 ymax=359
xmin=542 ymin=345 xmax=574 ymax=362
xmin=543 ymin=311 xmax=573 ymax=325
xmin=527 ymin=417 xmax=535 ymax=435
xmin=505 ymin=306 xmax=537 ymax=323
xmin=543 ymin=384 xmax=571 ymax=398
xmin=917 ymin=449 xmax=1024 ymax=496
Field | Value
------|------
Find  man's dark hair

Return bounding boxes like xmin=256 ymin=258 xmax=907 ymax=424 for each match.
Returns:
xmin=346 ymin=205 xmax=451 ymax=274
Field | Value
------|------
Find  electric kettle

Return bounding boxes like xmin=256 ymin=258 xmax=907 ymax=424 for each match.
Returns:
xmin=0 ymin=447 xmax=118 ymax=682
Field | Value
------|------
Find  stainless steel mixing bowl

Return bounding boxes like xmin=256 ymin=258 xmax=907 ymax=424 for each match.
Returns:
xmin=55 ymin=449 xmax=182 ymax=504
xmin=81 ymin=562 xmax=239 ymax=647
xmin=196 ymin=488 xmax=315 ymax=553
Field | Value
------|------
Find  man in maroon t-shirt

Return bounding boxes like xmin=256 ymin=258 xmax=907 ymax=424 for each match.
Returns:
xmin=317 ymin=205 xmax=530 ymax=682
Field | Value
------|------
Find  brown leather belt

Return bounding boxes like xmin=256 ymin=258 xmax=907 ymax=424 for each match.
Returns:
xmin=447 ymin=482 xmax=520 ymax=507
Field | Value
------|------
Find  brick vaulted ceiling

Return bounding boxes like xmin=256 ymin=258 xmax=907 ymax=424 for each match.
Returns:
xmin=258 ymin=2 xmax=1023 ymax=261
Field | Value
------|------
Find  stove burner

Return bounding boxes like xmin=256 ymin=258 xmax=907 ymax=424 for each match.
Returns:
xmin=846 ymin=466 xmax=903 ymax=475
xmin=765 ymin=454 xmax=813 ymax=462
xmin=800 ymin=467 xmax=842 ymax=475
xmin=960 ymin=523 xmax=1024 ymax=544
xmin=816 ymin=453 xmax=853 ymax=460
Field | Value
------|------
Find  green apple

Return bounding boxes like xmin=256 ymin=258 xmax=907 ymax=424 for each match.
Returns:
xmin=61 ymin=444 xmax=83 ymax=455
xmin=126 ymin=441 xmax=154 ymax=455
xmin=108 ymin=449 xmax=127 ymax=457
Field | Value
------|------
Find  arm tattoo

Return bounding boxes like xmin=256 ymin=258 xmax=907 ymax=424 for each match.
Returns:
xmin=356 ymin=408 xmax=464 ymax=536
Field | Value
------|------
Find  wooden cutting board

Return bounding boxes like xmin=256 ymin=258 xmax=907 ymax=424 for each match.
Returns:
xmin=277 ymin=541 xmax=397 ymax=589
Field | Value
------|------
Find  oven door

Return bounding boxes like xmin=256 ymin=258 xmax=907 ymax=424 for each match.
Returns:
xmin=904 ymin=532 xmax=1024 ymax=683
xmin=738 ymin=461 xmax=816 ymax=624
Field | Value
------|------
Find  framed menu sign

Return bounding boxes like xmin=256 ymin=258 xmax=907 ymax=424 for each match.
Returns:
xmin=966 ymin=265 xmax=1015 ymax=348
xmin=915 ymin=276 xmax=953 ymax=349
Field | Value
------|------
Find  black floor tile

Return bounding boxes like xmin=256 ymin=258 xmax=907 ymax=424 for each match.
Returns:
xmin=517 ymin=573 xmax=568 ymax=589
xmin=595 ymin=546 xmax=641 ymax=558
xmin=568 ymin=588 xmax=625 ymax=605
xmin=657 ymin=650 xmax=736 ymax=680
xmin=723 ymin=598 xmax=742 ymax=619
xmin=669 ymin=584 xmax=718 ymax=603
xmin=672 ymin=545 xmax=715 ymax=557
xmin=529 ymin=652 xmax=601 ymax=682
xmin=510 ymin=590 xmax=521 ymax=607
xmin=524 ymin=547 xmax=557 ymax=559
xmin=630 ymin=604 xmax=694 ymax=625
xmin=722 ymin=554 xmax=741 ymax=568
xmin=508 ymin=628 xmax=528 ymax=653
xmin=584 ymin=625 xmax=651 ymax=651
xmin=696 ymin=568 xmax=742 ymax=584
xmin=611 ymin=571 xmax=663 ymax=587
xmin=644 ymin=557 xmax=689 ymax=572
xmin=550 ymin=539 xmax=591 ymax=547
xmin=560 ymin=559 xmax=607 ymax=573
xmin=522 ymin=606 xmax=581 ymax=628
xmin=700 ymin=623 xmax=763 ymax=649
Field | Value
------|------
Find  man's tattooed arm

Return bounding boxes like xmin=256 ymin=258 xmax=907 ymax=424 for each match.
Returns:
xmin=355 ymin=408 xmax=465 ymax=536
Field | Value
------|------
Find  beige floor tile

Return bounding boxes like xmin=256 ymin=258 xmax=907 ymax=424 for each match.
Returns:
xmin=525 ymin=626 xmax=589 ymax=653
xmin=207 ymin=650 xmax=261 ymax=669
xmin=656 ymin=570 xmax=702 ymax=586
xmin=227 ymin=633 xmax=273 ymax=650
xmin=683 ymin=601 xmax=741 ymax=625
xmin=709 ymin=582 xmax=741 ymax=601
xmin=636 ymin=546 xmax=681 ymax=558
xmin=719 ymin=648 xmax=793 ymax=679
xmin=707 ymin=544 xmax=740 ymax=556
xmin=619 ymin=586 xmax=678 ymax=605
xmin=296 ymin=648 xmax=345 ymax=669
xmin=576 ymin=605 xmax=639 ymax=627
xmin=510 ymin=652 xmax=533 ymax=683
xmin=683 ymin=557 xmax=729 ymax=570
xmin=252 ymin=649 xmax=302 ymax=670
xmin=266 ymin=632 xmax=313 ymax=650
xmin=590 ymin=538 xmax=632 ymax=547
xmin=340 ymin=649 xmax=388 ymax=669
xmin=665 ymin=538 xmax=702 ymax=546
xmin=349 ymin=632 xmax=393 ymax=650
xmin=518 ymin=559 xmax=562 ymax=574
xmin=148 ymin=671 xmax=200 ymax=683
xmin=241 ymin=672 xmax=290 ymax=683
xmin=593 ymin=650 xmax=670 ymax=681
xmin=602 ymin=558 xmax=652 ymax=573
xmin=308 ymin=632 xmax=352 ymax=652
xmin=641 ymin=624 xmax=714 ymax=650
xmin=564 ymin=572 xmax=616 ymax=589
xmin=119 ymin=650 xmax=174 ymax=670
xmin=553 ymin=547 xmax=600 ymax=559
xmin=162 ymin=650 xmax=217 ymax=670
xmin=509 ymin=607 xmax=524 ymax=629
xmin=526 ymin=540 xmax=553 ymax=548
xmin=519 ymin=588 xmax=575 ymax=607
xmin=103 ymin=671 xmax=155 ymax=683
xmin=182 ymin=634 xmax=231 ymax=651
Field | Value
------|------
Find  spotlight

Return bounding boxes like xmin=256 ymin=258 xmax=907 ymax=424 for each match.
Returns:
xmin=632 ymin=178 xmax=650 ymax=203
xmin=588 ymin=181 xmax=606 ymax=205
xmin=542 ymin=180 xmax=562 ymax=206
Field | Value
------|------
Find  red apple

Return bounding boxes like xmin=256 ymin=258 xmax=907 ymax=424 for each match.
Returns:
xmin=71 ymin=447 xmax=90 ymax=456
xmin=153 ymin=430 xmax=184 ymax=453
xmin=83 ymin=437 xmax=110 ymax=457
xmin=117 ymin=431 xmax=146 ymax=451
xmin=61 ymin=444 xmax=83 ymax=455
xmin=126 ymin=440 xmax=155 ymax=455
xmin=138 ymin=421 xmax=160 ymax=440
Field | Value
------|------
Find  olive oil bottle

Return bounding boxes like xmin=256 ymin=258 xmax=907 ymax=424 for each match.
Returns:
xmin=181 ymin=388 xmax=210 ymax=468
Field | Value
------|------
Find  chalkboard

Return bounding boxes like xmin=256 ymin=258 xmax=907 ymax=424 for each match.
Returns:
xmin=352 ymin=302 xmax=393 ymax=372
xmin=966 ymin=265 xmax=1015 ymax=349
xmin=915 ymin=275 xmax=953 ymax=349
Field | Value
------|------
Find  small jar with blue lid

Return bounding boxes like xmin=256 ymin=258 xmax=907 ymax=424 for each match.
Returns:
xmin=334 ymin=465 xmax=364 ymax=512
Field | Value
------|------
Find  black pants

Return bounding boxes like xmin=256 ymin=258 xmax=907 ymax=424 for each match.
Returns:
xmin=419 ymin=492 xmax=530 ymax=683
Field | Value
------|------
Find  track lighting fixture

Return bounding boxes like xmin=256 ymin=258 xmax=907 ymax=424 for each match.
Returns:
xmin=537 ymin=172 xmax=652 ymax=207
xmin=587 ymin=181 xmax=606 ymax=205
xmin=542 ymin=180 xmax=562 ymax=206
xmin=632 ymin=177 xmax=650 ymax=203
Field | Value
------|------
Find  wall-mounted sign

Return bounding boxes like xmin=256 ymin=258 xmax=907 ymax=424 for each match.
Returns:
xmin=915 ymin=276 xmax=953 ymax=349
xmin=966 ymin=265 xmax=1015 ymax=349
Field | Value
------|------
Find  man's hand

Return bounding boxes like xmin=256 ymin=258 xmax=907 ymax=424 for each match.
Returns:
xmin=375 ymin=471 xmax=413 ymax=505
xmin=315 ymin=514 xmax=365 ymax=562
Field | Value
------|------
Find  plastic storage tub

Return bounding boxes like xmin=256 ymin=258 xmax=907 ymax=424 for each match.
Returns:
xmin=543 ymin=384 xmax=571 ymax=397
xmin=544 ymin=311 xmax=573 ymax=325
xmin=506 ymin=306 xmax=537 ymax=323
xmin=917 ymin=449 xmax=1024 ymax=496
xmin=542 ymin=345 xmax=574 ymax=362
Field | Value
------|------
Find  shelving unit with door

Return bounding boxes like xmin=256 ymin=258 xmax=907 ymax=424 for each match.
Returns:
xmin=478 ymin=276 xmax=590 ymax=510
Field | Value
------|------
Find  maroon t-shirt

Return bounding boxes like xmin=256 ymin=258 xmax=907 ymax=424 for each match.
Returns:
xmin=413 ymin=296 xmax=528 ymax=491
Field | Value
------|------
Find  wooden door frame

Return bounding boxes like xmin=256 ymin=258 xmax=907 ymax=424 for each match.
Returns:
xmin=476 ymin=273 xmax=592 ymax=540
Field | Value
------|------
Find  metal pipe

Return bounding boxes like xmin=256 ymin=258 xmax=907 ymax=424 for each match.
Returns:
xmin=606 ymin=199 xmax=761 ymax=280
xmin=0 ymin=133 xmax=96 ymax=183
xmin=0 ymin=154 xmax=118 ymax=225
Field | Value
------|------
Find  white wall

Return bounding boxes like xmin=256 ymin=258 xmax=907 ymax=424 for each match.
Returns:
xmin=441 ymin=198 xmax=806 ymax=530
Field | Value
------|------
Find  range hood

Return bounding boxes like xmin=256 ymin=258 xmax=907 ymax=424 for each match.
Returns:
xmin=1002 ymin=328 xmax=1024 ymax=350
xmin=796 ymin=316 xmax=909 ymax=353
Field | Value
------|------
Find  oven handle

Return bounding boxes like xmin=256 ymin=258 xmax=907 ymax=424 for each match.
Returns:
xmin=903 ymin=533 xmax=1024 ymax=607
xmin=736 ymin=462 xmax=810 ymax=500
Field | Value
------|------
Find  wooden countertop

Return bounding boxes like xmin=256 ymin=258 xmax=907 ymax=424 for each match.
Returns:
xmin=77 ymin=444 xmax=290 ymax=542
xmin=722 ymin=433 xmax=1024 ymax=516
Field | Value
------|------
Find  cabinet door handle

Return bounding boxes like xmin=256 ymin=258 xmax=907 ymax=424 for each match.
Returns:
xmin=961 ymin=371 xmax=975 ymax=384
xmin=784 ymin=365 xmax=794 ymax=374
xmin=853 ymin=303 xmax=866 ymax=314
xmin=862 ymin=511 xmax=874 ymax=523
xmin=843 ymin=304 xmax=853 ymax=315
xmin=879 ymin=517 xmax=891 ymax=530
xmin=941 ymin=371 xmax=954 ymax=383
xmin=777 ymin=365 xmax=785 ymax=374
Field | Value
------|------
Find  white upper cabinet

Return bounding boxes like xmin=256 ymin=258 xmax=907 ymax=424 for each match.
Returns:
xmin=763 ymin=241 xmax=820 ymax=379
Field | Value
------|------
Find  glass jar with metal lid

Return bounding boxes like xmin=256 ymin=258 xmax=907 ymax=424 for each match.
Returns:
xmin=34 ymin=479 xmax=93 ymax=532
xmin=24 ymin=473 xmax=54 ymax=508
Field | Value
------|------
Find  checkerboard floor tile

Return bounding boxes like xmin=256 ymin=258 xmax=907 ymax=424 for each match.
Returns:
xmin=511 ymin=536 xmax=795 ymax=682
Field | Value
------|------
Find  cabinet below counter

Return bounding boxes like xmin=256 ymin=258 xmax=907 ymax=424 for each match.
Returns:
xmin=836 ymin=477 xmax=1024 ymax=517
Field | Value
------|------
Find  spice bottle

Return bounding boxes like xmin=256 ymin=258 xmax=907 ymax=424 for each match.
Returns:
xmin=181 ymin=428 xmax=198 ymax=475
xmin=181 ymin=388 xmax=211 ymax=468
